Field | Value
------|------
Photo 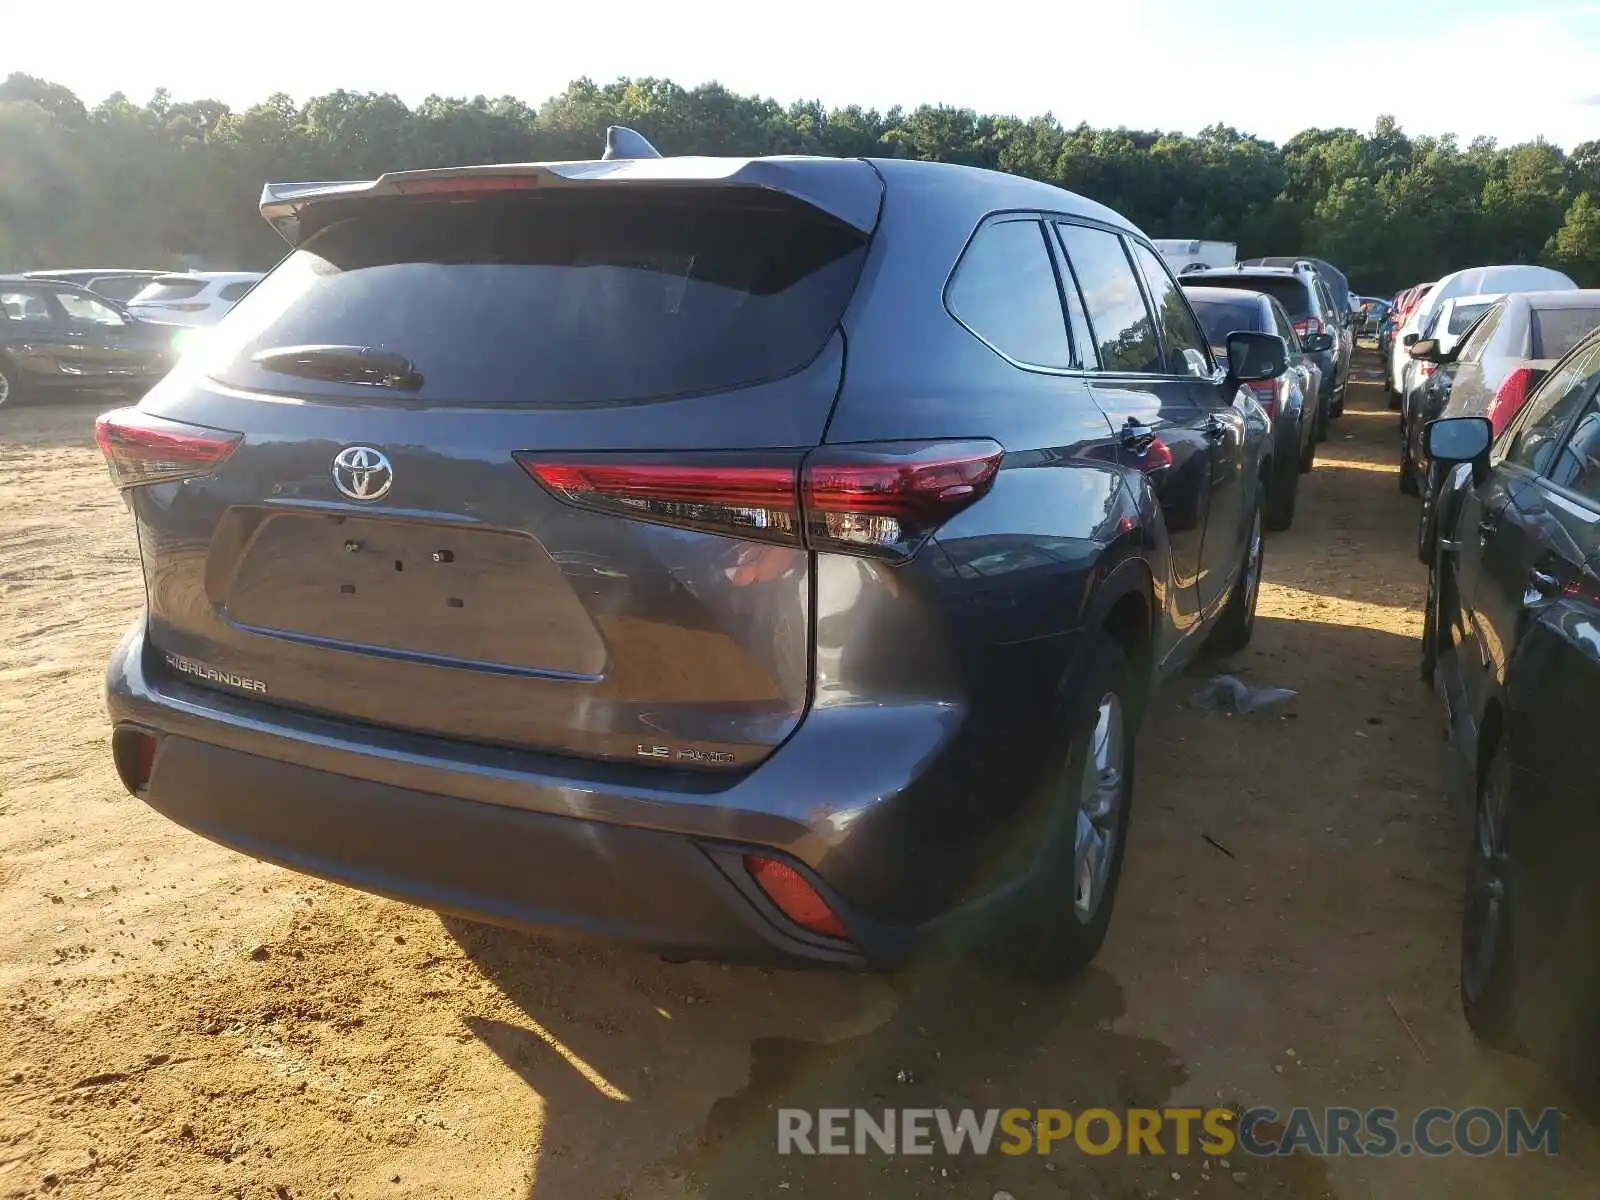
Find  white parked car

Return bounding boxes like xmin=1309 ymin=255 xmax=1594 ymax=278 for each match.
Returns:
xmin=125 ymin=272 xmax=265 ymax=327
xmin=1396 ymin=292 xmax=1503 ymax=431
xmin=1386 ymin=264 xmax=1575 ymax=399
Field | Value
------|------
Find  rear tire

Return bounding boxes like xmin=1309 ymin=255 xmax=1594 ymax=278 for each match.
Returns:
xmin=1460 ymin=739 xmax=1520 ymax=1051
xmin=1266 ymin=455 xmax=1299 ymax=531
xmin=1299 ymin=425 xmax=1317 ymax=473
xmin=987 ymin=635 xmax=1137 ymax=981
xmin=0 ymin=361 xmax=18 ymax=410
xmin=1398 ymin=439 xmax=1420 ymax=496
xmin=1420 ymin=544 xmax=1442 ymax=686
xmin=1203 ymin=486 xmax=1264 ymax=658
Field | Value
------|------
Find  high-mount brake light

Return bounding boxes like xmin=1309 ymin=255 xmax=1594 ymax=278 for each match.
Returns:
xmin=94 ymin=408 xmax=242 ymax=490
xmin=393 ymin=175 xmax=543 ymax=196
xmin=518 ymin=440 xmax=1004 ymax=560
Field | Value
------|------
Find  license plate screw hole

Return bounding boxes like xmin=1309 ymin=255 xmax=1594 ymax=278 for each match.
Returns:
xmin=340 ymin=584 xmax=356 ymax=595
xmin=394 ymin=560 xmax=403 ymax=572
xmin=432 ymin=550 xmax=454 ymax=564
xmin=447 ymin=597 xmax=464 ymax=608
xmin=344 ymin=540 xmax=361 ymax=553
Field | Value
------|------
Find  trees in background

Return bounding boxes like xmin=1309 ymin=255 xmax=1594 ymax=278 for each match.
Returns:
xmin=2 ymin=71 xmax=1597 ymax=292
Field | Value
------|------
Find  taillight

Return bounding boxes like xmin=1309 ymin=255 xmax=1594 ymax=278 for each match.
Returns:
xmin=1292 ymin=315 xmax=1325 ymax=341
xmin=1420 ymin=362 xmax=1437 ymax=377
xmin=744 ymin=855 xmax=848 ymax=939
xmin=518 ymin=439 xmax=1003 ymax=560
xmin=519 ymin=454 xmax=803 ymax=545
xmin=1486 ymin=368 xmax=1538 ymax=435
xmin=95 ymin=407 xmax=242 ymax=489
xmin=1246 ymin=379 xmax=1277 ymax=416
xmin=802 ymin=440 xmax=1003 ymax=557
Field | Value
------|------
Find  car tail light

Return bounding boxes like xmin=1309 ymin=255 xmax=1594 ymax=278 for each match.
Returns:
xmin=743 ymin=855 xmax=848 ymax=939
xmin=1486 ymin=368 xmax=1539 ymax=434
xmin=518 ymin=439 xmax=1003 ymax=560
xmin=1420 ymin=362 xmax=1437 ymax=377
xmin=95 ymin=407 xmax=242 ymax=489
xmin=394 ymin=175 xmax=542 ymax=196
xmin=801 ymin=440 xmax=1003 ymax=557
xmin=1292 ymin=315 xmax=1325 ymax=341
xmin=1246 ymin=379 xmax=1277 ymax=416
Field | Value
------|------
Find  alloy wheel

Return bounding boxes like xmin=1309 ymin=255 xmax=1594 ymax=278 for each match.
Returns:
xmin=1462 ymin=751 xmax=1511 ymax=1003
xmin=1072 ymin=691 xmax=1125 ymax=924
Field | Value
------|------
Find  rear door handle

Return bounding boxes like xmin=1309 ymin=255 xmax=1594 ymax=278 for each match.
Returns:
xmin=1478 ymin=515 xmax=1500 ymax=542
xmin=1119 ymin=419 xmax=1156 ymax=452
xmin=1203 ymin=415 xmax=1227 ymax=441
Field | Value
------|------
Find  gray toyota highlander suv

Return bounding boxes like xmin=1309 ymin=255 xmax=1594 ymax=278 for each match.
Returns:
xmin=101 ymin=130 xmax=1285 ymax=974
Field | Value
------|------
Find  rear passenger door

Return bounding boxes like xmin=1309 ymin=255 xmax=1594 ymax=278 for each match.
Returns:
xmin=1053 ymin=221 xmax=1217 ymax=647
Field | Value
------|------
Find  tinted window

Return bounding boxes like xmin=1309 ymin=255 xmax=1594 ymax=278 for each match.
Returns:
xmin=1547 ymin=403 xmax=1600 ymax=500
xmin=134 ymin=278 xmax=206 ymax=303
xmin=1186 ymin=296 xmax=1262 ymax=349
xmin=1447 ymin=302 xmax=1493 ymax=336
xmin=54 ymin=290 xmax=123 ymax=325
xmin=1268 ymin=300 xmax=1298 ymax=346
xmin=1502 ymin=339 xmax=1600 ymax=473
xmin=1458 ymin=303 xmax=1504 ymax=364
xmin=1530 ymin=305 xmax=1600 ymax=360
xmin=1132 ymin=243 xmax=1211 ymax=377
xmin=218 ymin=281 xmax=256 ymax=303
xmin=1183 ymin=274 xmax=1311 ymax=320
xmin=195 ymin=192 xmax=867 ymax=405
xmin=946 ymin=219 xmax=1072 ymax=368
xmin=0 ymin=289 xmax=53 ymax=324
xmin=1054 ymin=224 xmax=1159 ymax=374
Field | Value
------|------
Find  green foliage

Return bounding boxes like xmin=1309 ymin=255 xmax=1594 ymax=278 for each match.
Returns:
xmin=0 ymin=72 xmax=1592 ymax=292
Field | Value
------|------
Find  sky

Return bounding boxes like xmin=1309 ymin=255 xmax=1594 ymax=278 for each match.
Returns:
xmin=8 ymin=0 xmax=1600 ymax=148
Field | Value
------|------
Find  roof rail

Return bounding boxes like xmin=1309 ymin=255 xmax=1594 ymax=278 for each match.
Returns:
xmin=602 ymin=126 xmax=663 ymax=161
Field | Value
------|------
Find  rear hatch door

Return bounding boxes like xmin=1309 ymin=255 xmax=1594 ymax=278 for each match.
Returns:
xmin=132 ymin=176 xmax=878 ymax=769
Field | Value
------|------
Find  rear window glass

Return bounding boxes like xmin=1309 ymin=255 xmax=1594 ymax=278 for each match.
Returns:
xmin=197 ymin=192 xmax=867 ymax=405
xmin=1447 ymin=302 xmax=1493 ymax=336
xmin=1182 ymin=275 xmax=1310 ymax=320
xmin=218 ymin=281 xmax=256 ymax=303
xmin=1186 ymin=297 xmax=1261 ymax=348
xmin=1530 ymin=306 xmax=1600 ymax=360
xmin=135 ymin=278 xmax=206 ymax=302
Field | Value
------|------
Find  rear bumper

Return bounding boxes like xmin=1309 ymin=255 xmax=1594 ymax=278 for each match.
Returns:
xmin=105 ymin=619 xmax=1023 ymax=969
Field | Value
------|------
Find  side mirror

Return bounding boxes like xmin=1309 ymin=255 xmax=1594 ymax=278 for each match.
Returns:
xmin=1407 ymin=338 xmax=1441 ymax=362
xmin=1426 ymin=416 xmax=1493 ymax=465
xmin=1302 ymin=331 xmax=1335 ymax=354
xmin=1402 ymin=332 xmax=1420 ymax=347
xmin=1225 ymin=330 xmax=1289 ymax=383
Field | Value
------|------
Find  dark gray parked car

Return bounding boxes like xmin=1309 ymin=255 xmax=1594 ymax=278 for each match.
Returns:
xmin=100 ymin=131 xmax=1285 ymax=974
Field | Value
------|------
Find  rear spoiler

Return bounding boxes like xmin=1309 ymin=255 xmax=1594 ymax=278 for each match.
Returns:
xmin=259 ymin=128 xmax=884 ymax=247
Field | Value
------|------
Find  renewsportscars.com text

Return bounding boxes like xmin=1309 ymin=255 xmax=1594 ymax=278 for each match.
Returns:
xmin=777 ymin=1106 xmax=1560 ymax=1158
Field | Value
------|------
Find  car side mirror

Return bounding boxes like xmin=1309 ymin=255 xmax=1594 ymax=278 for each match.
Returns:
xmin=1402 ymin=332 xmax=1420 ymax=347
xmin=1302 ymin=331 xmax=1335 ymax=354
xmin=1426 ymin=416 xmax=1493 ymax=477
xmin=1407 ymin=338 xmax=1441 ymax=362
xmin=1225 ymin=330 xmax=1289 ymax=384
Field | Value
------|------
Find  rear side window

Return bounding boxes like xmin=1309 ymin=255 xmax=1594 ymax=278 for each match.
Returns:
xmin=196 ymin=192 xmax=867 ymax=405
xmin=1054 ymin=223 xmax=1160 ymax=374
xmin=1530 ymin=306 xmax=1600 ymax=360
xmin=218 ymin=281 xmax=256 ymax=303
xmin=1447 ymin=302 xmax=1493 ymax=336
xmin=135 ymin=278 xmax=206 ymax=302
xmin=1458 ymin=303 xmax=1504 ymax=363
xmin=1131 ymin=243 xmax=1211 ymax=377
xmin=1186 ymin=297 xmax=1262 ymax=348
xmin=945 ymin=218 xmax=1072 ymax=369
xmin=0 ymin=289 xmax=53 ymax=324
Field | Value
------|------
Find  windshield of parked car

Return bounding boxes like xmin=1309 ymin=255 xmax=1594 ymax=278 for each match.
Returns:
xmin=1186 ymin=296 xmax=1261 ymax=349
xmin=194 ymin=191 xmax=868 ymax=405
xmin=1530 ymin=304 xmax=1600 ymax=360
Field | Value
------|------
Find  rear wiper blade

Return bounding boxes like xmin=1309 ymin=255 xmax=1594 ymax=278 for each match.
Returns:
xmin=251 ymin=344 xmax=423 ymax=391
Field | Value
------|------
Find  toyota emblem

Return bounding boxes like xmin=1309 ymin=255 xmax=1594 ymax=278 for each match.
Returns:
xmin=331 ymin=446 xmax=394 ymax=501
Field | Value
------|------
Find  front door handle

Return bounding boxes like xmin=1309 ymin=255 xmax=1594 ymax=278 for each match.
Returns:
xmin=1526 ymin=569 xmax=1560 ymax=601
xmin=1477 ymin=514 xmax=1499 ymax=543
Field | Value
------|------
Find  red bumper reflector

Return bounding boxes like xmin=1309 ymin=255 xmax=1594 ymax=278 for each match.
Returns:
xmin=744 ymin=854 xmax=848 ymax=939
xmin=112 ymin=729 xmax=158 ymax=794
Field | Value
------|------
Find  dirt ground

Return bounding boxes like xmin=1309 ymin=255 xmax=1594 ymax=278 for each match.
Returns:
xmin=4 ymin=357 xmax=1599 ymax=1200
